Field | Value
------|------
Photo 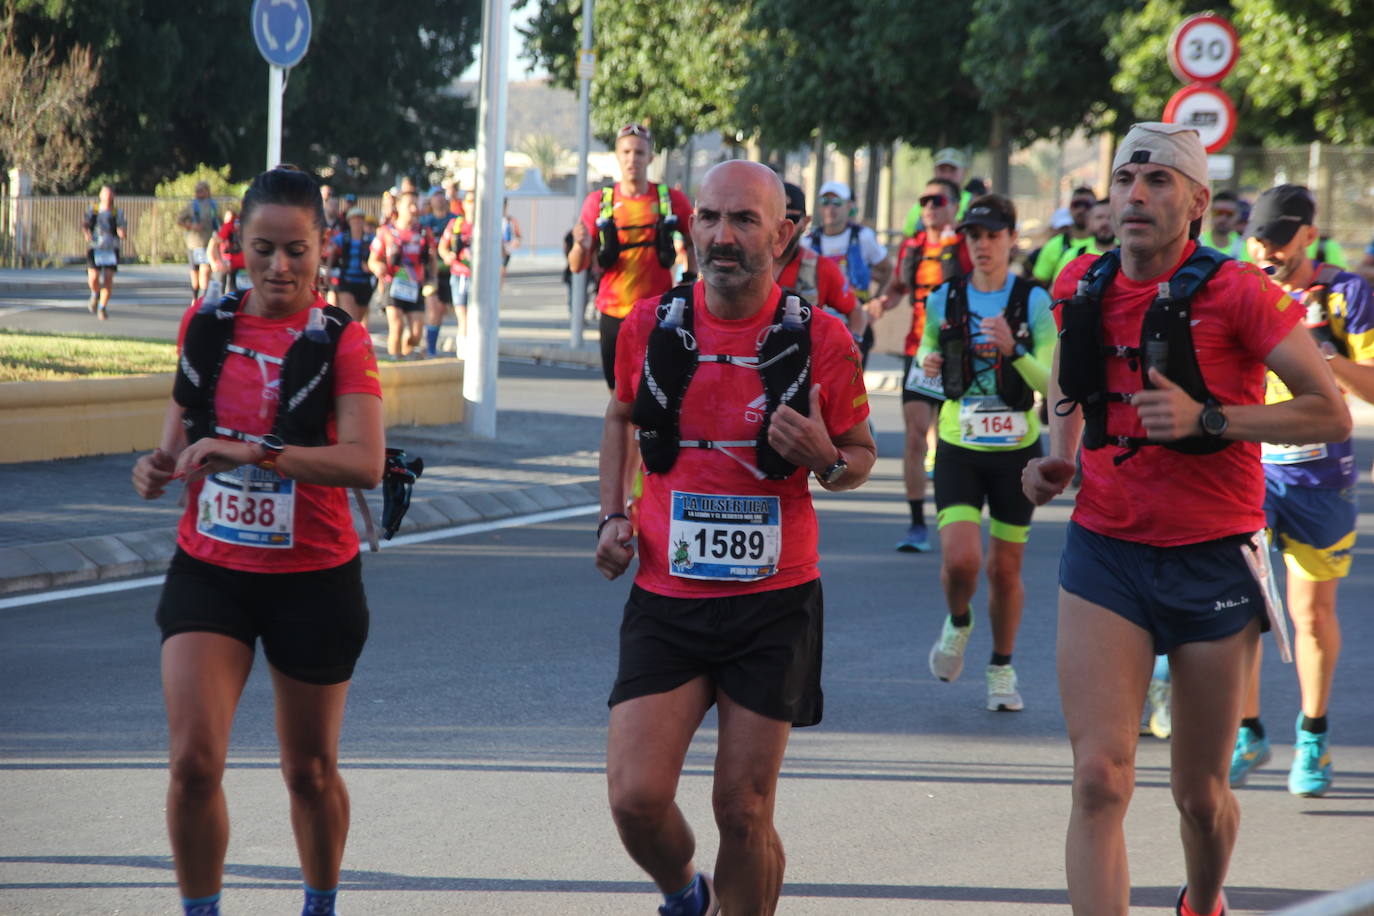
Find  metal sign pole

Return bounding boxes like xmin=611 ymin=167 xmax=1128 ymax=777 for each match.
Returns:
xmin=267 ymin=65 xmax=283 ymax=170
xmin=569 ymin=0 xmax=594 ymax=349
xmin=464 ymin=0 xmax=510 ymax=440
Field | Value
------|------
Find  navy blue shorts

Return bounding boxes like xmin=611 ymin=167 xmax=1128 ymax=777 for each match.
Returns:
xmin=1059 ymin=522 xmax=1266 ymax=654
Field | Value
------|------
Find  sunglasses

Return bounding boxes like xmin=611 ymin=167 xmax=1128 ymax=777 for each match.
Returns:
xmin=819 ymin=197 xmax=846 ymax=207
xmin=1212 ymin=207 xmax=1237 ymax=217
xmin=785 ymin=212 xmax=804 ymax=224
xmin=617 ymin=124 xmax=652 ymax=140
xmin=919 ymin=193 xmax=949 ymax=207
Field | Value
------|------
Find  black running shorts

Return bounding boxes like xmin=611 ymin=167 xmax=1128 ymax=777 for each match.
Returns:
xmin=608 ymin=579 xmax=824 ymax=727
xmin=599 ymin=311 xmax=624 ymax=390
xmin=86 ymin=250 xmax=119 ymax=272
xmin=933 ymin=438 xmax=1042 ymax=537
xmin=156 ymin=548 xmax=370 ymax=685
xmin=337 ymin=280 xmax=373 ymax=305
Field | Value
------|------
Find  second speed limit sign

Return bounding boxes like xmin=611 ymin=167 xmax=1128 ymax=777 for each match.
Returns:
xmin=1168 ymin=14 xmax=1239 ymax=84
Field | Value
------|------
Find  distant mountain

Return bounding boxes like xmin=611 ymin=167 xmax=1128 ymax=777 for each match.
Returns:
xmin=452 ymin=79 xmax=605 ymax=155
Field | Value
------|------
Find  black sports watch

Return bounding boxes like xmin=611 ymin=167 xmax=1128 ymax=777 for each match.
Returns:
xmin=816 ymin=454 xmax=848 ymax=485
xmin=1198 ymin=400 xmax=1228 ymax=438
xmin=257 ymin=433 xmax=286 ymax=470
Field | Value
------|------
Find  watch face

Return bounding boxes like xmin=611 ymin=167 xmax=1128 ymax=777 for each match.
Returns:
xmin=1202 ymin=407 xmax=1226 ymax=435
xmin=260 ymin=434 xmax=285 ymax=452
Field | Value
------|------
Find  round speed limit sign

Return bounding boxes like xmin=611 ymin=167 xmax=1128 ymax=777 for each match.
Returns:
xmin=1168 ymin=14 xmax=1239 ymax=84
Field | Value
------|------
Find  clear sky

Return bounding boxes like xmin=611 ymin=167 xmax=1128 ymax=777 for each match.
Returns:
xmin=460 ymin=3 xmax=544 ymax=82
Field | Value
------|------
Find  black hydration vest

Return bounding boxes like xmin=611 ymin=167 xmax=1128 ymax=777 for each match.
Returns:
xmin=632 ymin=284 xmax=813 ymax=480
xmin=596 ymin=183 xmax=678 ymax=271
xmin=899 ymin=230 xmax=963 ymax=303
xmin=173 ymin=291 xmax=352 ymax=447
xmin=1056 ymin=246 xmax=1232 ymax=464
xmin=938 ymin=274 xmax=1035 ymax=410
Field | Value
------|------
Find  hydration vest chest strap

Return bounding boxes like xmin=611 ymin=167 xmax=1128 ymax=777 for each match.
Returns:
xmin=173 ymin=292 xmax=352 ymax=447
xmin=1056 ymin=245 xmax=1234 ymax=460
xmin=631 ymin=286 xmax=815 ymax=480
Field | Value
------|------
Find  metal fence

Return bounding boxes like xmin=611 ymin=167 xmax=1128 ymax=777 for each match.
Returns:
xmin=0 ymin=192 xmax=582 ymax=268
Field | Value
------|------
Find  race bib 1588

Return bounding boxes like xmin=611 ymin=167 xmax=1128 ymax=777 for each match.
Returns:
xmin=198 ymin=467 xmax=295 ymax=548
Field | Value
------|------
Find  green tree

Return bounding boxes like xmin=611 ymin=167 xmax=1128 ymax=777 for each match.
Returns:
xmin=1108 ymin=0 xmax=1374 ymax=146
xmin=7 ymin=0 xmax=483 ymax=191
xmin=0 ymin=1 xmax=100 ymax=190
xmin=518 ymin=0 xmax=757 ymax=148
xmin=962 ymin=0 xmax=1133 ymax=190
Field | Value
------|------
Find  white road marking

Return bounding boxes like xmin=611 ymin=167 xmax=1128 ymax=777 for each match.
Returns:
xmin=0 ymin=504 xmax=598 ymax=610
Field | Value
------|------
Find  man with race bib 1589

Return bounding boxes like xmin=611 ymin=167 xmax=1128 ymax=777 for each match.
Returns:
xmin=1229 ymin=183 xmax=1374 ymax=799
xmin=1022 ymin=122 xmax=1350 ymax=916
xmin=595 ymin=160 xmax=874 ymax=916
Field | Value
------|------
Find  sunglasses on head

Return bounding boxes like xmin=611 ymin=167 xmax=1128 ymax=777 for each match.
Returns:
xmin=617 ymin=124 xmax=651 ymax=140
xmin=919 ymin=193 xmax=949 ymax=207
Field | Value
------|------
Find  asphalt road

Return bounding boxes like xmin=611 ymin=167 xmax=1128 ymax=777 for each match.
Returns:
xmin=2 ymin=371 xmax=1372 ymax=915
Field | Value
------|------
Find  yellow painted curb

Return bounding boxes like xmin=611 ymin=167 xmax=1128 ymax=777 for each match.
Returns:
xmin=0 ymin=359 xmax=464 ymax=464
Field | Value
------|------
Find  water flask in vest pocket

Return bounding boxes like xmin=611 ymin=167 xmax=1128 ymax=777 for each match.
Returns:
xmin=939 ymin=324 xmax=967 ymax=400
xmin=655 ymin=214 xmax=679 ymax=269
xmin=596 ymin=217 xmax=620 ymax=269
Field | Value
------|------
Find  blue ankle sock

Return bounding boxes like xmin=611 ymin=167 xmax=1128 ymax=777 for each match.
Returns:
xmin=663 ymin=874 xmax=704 ymax=913
xmin=182 ymin=893 xmax=221 ymax=916
xmin=424 ymin=325 xmax=440 ymax=356
xmin=303 ymin=884 xmax=338 ymax=916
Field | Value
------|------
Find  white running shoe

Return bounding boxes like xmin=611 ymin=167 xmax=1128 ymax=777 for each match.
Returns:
xmin=928 ymin=613 xmax=972 ymax=682
xmin=1148 ymin=675 xmax=1172 ymax=739
xmin=986 ymin=664 xmax=1024 ymax=711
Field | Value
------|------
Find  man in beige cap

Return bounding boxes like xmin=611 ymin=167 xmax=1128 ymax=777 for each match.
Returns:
xmin=903 ymin=147 xmax=971 ymax=235
xmin=1022 ymin=122 xmax=1351 ymax=916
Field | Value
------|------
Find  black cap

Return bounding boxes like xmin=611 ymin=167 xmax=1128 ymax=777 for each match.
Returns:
xmin=783 ymin=182 xmax=806 ymax=217
xmin=956 ymin=197 xmax=1015 ymax=234
xmin=1250 ymin=184 xmax=1314 ymax=246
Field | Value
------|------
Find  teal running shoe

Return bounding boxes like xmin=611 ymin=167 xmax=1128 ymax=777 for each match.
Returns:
xmin=1229 ymin=725 xmax=1271 ymax=787
xmin=896 ymin=523 xmax=931 ymax=553
xmin=1288 ymin=716 xmax=1333 ymax=797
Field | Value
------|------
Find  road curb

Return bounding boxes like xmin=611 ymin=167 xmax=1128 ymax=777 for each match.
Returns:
xmin=0 ymin=479 xmax=600 ymax=598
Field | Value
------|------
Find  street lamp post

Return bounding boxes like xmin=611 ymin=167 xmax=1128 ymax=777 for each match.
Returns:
xmin=464 ymin=0 xmax=510 ymax=439
xmin=569 ymin=0 xmax=594 ymax=349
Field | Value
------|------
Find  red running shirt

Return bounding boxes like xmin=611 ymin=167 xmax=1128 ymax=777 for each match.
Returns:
xmin=777 ymin=247 xmax=857 ymax=316
xmin=174 ymin=294 xmax=383 ymax=572
xmin=579 ymin=184 xmax=694 ymax=319
xmin=370 ymin=223 xmax=433 ymax=282
xmin=615 ymin=282 xmax=870 ymax=598
xmin=1053 ymin=243 xmax=1302 ymax=547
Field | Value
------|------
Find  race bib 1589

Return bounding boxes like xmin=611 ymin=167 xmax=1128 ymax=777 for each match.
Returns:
xmin=668 ymin=491 xmax=780 ymax=581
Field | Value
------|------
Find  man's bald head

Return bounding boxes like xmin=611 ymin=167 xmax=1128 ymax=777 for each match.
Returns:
xmin=691 ymin=161 xmax=793 ymax=304
xmin=697 ymin=160 xmax=786 ymax=226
